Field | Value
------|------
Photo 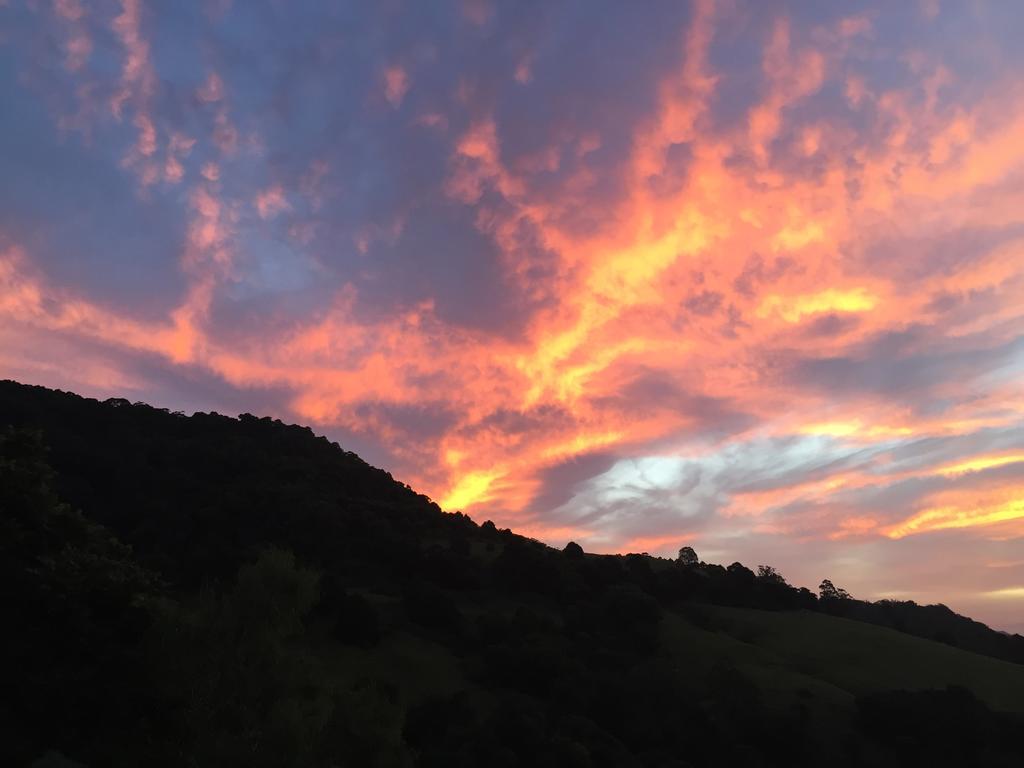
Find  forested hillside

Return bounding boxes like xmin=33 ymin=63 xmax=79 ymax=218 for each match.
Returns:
xmin=3 ymin=380 xmax=1023 ymax=767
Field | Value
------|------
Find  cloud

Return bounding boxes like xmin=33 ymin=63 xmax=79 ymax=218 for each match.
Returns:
xmin=196 ymin=72 xmax=224 ymax=103
xmin=2 ymin=0 xmax=1024 ymax=630
xmin=383 ymin=65 xmax=409 ymax=108
xmin=255 ymin=186 xmax=290 ymax=220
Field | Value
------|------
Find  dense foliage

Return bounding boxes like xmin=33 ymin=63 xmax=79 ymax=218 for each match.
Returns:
xmin=3 ymin=380 xmax=1023 ymax=767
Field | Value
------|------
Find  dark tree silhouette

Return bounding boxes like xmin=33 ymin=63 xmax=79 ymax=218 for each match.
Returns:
xmin=819 ymin=578 xmax=851 ymax=601
xmin=1 ymin=428 xmax=156 ymax=764
xmin=757 ymin=564 xmax=787 ymax=584
xmin=563 ymin=540 xmax=585 ymax=559
xmin=678 ymin=545 xmax=699 ymax=565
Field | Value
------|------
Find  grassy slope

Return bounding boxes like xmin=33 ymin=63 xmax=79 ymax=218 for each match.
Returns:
xmin=687 ymin=606 xmax=1024 ymax=714
xmin=319 ymin=591 xmax=1024 ymax=730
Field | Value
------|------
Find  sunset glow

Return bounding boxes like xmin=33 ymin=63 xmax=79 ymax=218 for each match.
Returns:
xmin=1 ymin=1 xmax=1023 ymax=631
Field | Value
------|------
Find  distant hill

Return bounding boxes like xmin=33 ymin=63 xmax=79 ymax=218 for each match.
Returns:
xmin=3 ymin=379 xmax=1023 ymax=767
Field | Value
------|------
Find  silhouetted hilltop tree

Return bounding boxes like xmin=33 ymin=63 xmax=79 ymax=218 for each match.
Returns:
xmin=563 ymin=540 xmax=585 ymax=559
xmin=757 ymin=564 xmax=786 ymax=584
xmin=677 ymin=545 xmax=698 ymax=565
xmin=819 ymin=579 xmax=851 ymax=602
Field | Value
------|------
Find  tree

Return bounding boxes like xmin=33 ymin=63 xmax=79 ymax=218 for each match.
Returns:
xmin=563 ymin=540 xmax=585 ymax=559
xmin=150 ymin=549 xmax=332 ymax=768
xmin=756 ymin=565 xmax=786 ymax=584
xmin=678 ymin=546 xmax=699 ymax=566
xmin=727 ymin=562 xmax=754 ymax=578
xmin=1 ymin=428 xmax=156 ymax=765
xmin=819 ymin=579 xmax=851 ymax=601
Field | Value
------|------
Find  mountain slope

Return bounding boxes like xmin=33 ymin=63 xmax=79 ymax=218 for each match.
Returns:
xmin=688 ymin=606 xmax=1024 ymax=714
xmin=3 ymin=379 xmax=1023 ymax=767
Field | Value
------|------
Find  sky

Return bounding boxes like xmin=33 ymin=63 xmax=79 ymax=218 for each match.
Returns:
xmin=1 ymin=0 xmax=1024 ymax=632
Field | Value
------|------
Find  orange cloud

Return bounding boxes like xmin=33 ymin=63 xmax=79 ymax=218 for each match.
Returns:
xmin=935 ymin=454 xmax=1024 ymax=478
xmin=3 ymin=1 xmax=1024 ymax=632
xmin=886 ymin=498 xmax=1024 ymax=540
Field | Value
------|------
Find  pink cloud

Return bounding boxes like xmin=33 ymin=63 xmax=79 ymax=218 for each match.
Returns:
xmin=255 ymin=186 xmax=291 ymax=220
xmin=52 ymin=0 xmax=92 ymax=72
xmin=201 ymin=162 xmax=220 ymax=182
xmin=196 ymin=72 xmax=224 ymax=103
xmin=110 ymin=0 xmax=154 ymax=119
xmin=461 ymin=0 xmax=491 ymax=26
xmin=213 ymin=108 xmax=238 ymax=155
xmin=383 ymin=65 xmax=409 ymax=107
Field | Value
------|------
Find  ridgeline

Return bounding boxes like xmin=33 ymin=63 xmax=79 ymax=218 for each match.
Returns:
xmin=3 ymin=380 xmax=1023 ymax=767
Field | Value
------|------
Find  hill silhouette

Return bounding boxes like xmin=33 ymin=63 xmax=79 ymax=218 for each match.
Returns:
xmin=3 ymin=379 xmax=1023 ymax=767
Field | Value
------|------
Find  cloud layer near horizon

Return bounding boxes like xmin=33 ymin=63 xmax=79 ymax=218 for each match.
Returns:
xmin=2 ymin=0 xmax=1024 ymax=631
